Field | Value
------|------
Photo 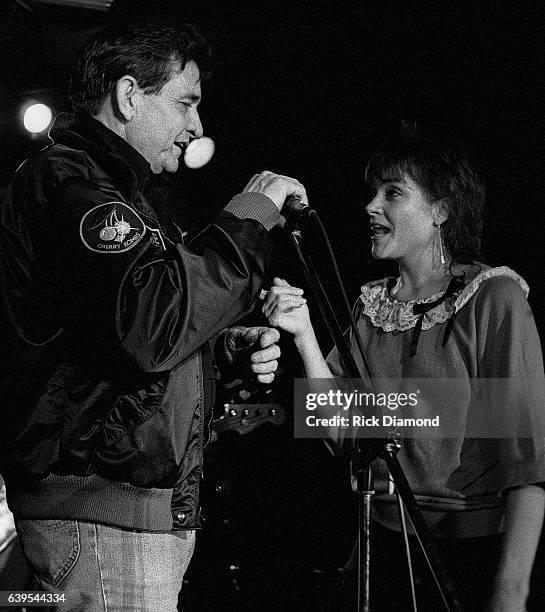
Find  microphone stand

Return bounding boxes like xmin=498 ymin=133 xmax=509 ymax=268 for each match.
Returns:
xmin=285 ymin=211 xmax=463 ymax=612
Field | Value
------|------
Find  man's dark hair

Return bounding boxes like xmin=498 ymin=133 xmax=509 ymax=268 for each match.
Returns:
xmin=70 ymin=20 xmax=213 ymax=115
xmin=365 ymin=122 xmax=485 ymax=264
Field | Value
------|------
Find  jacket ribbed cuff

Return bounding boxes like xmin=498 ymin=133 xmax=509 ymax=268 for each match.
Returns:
xmin=224 ymin=192 xmax=280 ymax=231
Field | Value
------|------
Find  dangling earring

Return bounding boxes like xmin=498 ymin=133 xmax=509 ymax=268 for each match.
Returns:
xmin=434 ymin=222 xmax=446 ymax=265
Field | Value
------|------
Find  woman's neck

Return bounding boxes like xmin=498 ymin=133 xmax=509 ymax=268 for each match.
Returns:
xmin=392 ymin=260 xmax=456 ymax=301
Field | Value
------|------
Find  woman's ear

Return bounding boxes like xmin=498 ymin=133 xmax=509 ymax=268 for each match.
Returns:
xmin=114 ymin=75 xmax=139 ymax=122
xmin=432 ymin=199 xmax=449 ymax=226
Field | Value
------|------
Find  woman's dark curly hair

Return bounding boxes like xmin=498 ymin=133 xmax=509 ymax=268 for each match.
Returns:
xmin=70 ymin=19 xmax=213 ymax=115
xmin=365 ymin=122 xmax=485 ymax=264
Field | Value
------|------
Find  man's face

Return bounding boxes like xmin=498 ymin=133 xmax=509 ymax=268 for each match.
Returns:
xmin=126 ymin=60 xmax=203 ymax=174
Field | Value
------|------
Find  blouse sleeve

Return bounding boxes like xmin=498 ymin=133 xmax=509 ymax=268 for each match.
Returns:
xmin=474 ymin=275 xmax=545 ymax=491
xmin=475 ymin=275 xmax=544 ymax=378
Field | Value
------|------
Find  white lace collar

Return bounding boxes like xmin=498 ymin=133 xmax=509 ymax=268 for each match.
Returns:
xmin=359 ymin=266 xmax=528 ymax=333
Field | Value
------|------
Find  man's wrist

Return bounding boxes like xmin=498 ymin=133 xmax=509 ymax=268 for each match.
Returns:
xmin=224 ymin=193 xmax=280 ymax=230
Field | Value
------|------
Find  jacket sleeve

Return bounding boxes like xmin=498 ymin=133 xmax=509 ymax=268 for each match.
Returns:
xmin=117 ymin=208 xmax=276 ymax=371
xmin=5 ymin=155 xmax=278 ymax=374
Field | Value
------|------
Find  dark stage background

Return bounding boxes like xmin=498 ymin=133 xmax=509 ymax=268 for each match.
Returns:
xmin=1 ymin=1 xmax=544 ymax=610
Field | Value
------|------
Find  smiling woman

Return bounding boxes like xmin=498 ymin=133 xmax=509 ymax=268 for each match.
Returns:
xmin=263 ymin=123 xmax=545 ymax=611
xmin=366 ymin=175 xmax=447 ymax=281
xmin=362 ymin=126 xmax=484 ymax=301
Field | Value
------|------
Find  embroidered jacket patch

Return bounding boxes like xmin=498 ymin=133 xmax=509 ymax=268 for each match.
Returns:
xmin=79 ymin=201 xmax=146 ymax=253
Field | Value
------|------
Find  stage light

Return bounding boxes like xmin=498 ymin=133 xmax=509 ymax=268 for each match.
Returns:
xmin=29 ymin=0 xmax=114 ymax=10
xmin=184 ymin=136 xmax=215 ymax=169
xmin=23 ymin=103 xmax=53 ymax=134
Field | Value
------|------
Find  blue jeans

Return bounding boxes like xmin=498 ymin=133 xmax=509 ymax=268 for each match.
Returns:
xmin=15 ymin=519 xmax=196 ymax=612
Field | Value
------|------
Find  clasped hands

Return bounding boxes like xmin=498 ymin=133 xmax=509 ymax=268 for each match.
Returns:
xmin=261 ymin=277 xmax=311 ymax=340
xmin=220 ymin=279 xmax=309 ymax=384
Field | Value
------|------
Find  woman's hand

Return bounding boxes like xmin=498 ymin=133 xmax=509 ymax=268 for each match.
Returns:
xmin=263 ymin=278 xmax=333 ymax=379
xmin=262 ymin=278 xmax=313 ymax=339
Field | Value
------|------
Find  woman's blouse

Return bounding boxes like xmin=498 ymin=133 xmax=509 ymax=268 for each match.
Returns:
xmin=326 ymin=265 xmax=545 ymax=537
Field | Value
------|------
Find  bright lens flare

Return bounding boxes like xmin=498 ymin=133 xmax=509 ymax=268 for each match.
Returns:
xmin=23 ymin=103 xmax=53 ymax=134
xmin=184 ymin=136 xmax=215 ymax=169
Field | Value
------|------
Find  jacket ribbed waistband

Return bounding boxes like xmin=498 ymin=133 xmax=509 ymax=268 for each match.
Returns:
xmin=5 ymin=474 xmax=174 ymax=532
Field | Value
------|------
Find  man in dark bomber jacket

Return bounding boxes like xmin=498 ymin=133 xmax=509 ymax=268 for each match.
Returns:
xmin=0 ymin=20 xmax=307 ymax=610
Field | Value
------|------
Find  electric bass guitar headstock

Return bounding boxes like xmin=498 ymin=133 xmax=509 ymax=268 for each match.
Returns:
xmin=213 ymin=403 xmax=285 ymax=436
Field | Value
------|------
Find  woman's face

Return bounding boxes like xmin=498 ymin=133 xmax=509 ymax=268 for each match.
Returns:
xmin=365 ymin=173 xmax=440 ymax=264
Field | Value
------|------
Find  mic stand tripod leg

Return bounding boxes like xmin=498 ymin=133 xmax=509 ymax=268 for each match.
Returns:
xmin=396 ymin=492 xmax=418 ymax=612
xmin=356 ymin=462 xmax=374 ymax=612
xmin=379 ymin=446 xmax=463 ymax=612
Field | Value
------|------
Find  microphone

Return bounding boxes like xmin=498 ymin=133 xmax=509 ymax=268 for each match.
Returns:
xmin=282 ymin=195 xmax=314 ymax=221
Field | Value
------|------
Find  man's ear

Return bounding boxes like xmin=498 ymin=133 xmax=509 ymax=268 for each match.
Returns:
xmin=114 ymin=75 xmax=140 ymax=122
xmin=432 ymin=199 xmax=449 ymax=226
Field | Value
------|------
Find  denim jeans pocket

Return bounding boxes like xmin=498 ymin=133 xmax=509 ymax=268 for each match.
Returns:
xmin=15 ymin=519 xmax=80 ymax=588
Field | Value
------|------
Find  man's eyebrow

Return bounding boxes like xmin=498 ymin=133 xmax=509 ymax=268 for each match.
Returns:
xmin=177 ymin=93 xmax=201 ymax=103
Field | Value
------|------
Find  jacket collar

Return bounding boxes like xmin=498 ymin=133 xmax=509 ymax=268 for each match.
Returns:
xmin=49 ymin=113 xmax=153 ymax=200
